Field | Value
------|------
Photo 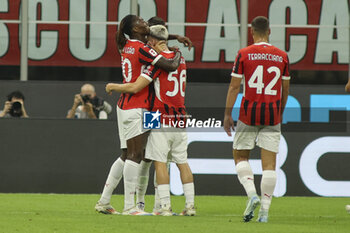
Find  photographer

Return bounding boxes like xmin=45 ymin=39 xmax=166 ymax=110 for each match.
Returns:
xmin=66 ymin=83 xmax=112 ymax=119
xmin=0 ymin=91 xmax=29 ymax=118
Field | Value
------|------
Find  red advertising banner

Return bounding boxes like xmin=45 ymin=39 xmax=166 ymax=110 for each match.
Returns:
xmin=0 ymin=0 xmax=348 ymax=71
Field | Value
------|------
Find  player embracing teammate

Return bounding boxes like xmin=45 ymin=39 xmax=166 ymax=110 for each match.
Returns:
xmin=96 ymin=14 xmax=185 ymax=215
xmin=105 ymin=24 xmax=195 ymax=216
xmin=97 ymin=14 xmax=195 ymax=216
xmin=144 ymin=25 xmax=195 ymax=216
xmin=224 ymin=16 xmax=290 ymax=222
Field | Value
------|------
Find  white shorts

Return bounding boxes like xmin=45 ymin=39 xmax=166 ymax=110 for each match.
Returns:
xmin=233 ymin=120 xmax=281 ymax=153
xmin=145 ymin=126 xmax=188 ymax=164
xmin=116 ymin=106 xmax=149 ymax=149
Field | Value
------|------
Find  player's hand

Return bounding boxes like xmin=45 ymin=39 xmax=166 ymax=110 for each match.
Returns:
xmin=224 ymin=115 xmax=234 ymax=137
xmin=176 ymin=35 xmax=193 ymax=51
xmin=3 ymin=101 xmax=11 ymax=113
xmin=105 ymin=83 xmax=114 ymax=95
xmin=168 ymin=46 xmax=180 ymax=53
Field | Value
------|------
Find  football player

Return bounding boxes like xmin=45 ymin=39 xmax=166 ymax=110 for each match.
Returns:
xmin=106 ymin=25 xmax=196 ymax=216
xmin=224 ymin=16 xmax=290 ymax=222
xmin=96 ymin=14 xmax=187 ymax=215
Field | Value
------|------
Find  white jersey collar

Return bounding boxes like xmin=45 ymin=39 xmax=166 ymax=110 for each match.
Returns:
xmin=254 ymin=42 xmax=271 ymax=46
xmin=128 ymin=39 xmax=144 ymax=43
xmin=162 ymin=50 xmax=174 ymax=54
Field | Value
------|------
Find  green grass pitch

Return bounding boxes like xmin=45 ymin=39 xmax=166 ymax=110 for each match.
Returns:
xmin=0 ymin=194 xmax=349 ymax=233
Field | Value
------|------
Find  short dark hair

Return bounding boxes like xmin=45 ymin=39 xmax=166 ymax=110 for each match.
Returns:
xmin=251 ymin=16 xmax=269 ymax=35
xmin=7 ymin=91 xmax=25 ymax=101
xmin=148 ymin=16 xmax=166 ymax=27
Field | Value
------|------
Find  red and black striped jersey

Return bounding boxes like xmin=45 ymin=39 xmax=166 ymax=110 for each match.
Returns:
xmin=142 ymin=51 xmax=187 ymax=126
xmin=231 ymin=42 xmax=290 ymax=126
xmin=117 ymin=39 xmax=162 ymax=110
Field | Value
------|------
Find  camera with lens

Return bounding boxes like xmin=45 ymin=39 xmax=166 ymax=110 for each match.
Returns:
xmin=80 ymin=95 xmax=104 ymax=108
xmin=80 ymin=94 xmax=105 ymax=116
xmin=81 ymin=94 xmax=91 ymax=104
xmin=90 ymin=97 xmax=104 ymax=111
xmin=9 ymin=101 xmax=23 ymax=117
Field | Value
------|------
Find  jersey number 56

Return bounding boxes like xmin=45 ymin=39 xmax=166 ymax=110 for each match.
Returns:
xmin=166 ymin=70 xmax=186 ymax=97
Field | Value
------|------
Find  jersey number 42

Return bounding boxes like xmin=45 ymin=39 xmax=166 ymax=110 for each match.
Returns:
xmin=248 ymin=65 xmax=281 ymax=96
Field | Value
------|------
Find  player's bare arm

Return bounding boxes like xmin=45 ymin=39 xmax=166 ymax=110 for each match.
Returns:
xmin=281 ymin=79 xmax=290 ymax=116
xmin=168 ymin=34 xmax=193 ymax=51
xmin=147 ymin=16 xmax=192 ymax=50
xmin=146 ymin=24 xmax=181 ymax=71
xmin=106 ymin=76 xmax=151 ymax=95
xmin=224 ymin=77 xmax=242 ymax=136
xmin=155 ymin=51 xmax=181 ymax=72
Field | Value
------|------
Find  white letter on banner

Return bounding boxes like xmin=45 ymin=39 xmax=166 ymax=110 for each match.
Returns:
xmin=299 ymin=137 xmax=350 ymax=196
xmin=118 ymin=0 xmax=156 ymax=21
xmin=167 ymin=0 xmax=194 ymax=61
xmin=170 ymin=129 xmax=288 ymax=197
xmin=314 ymin=0 xmax=349 ymax=64
xmin=69 ymin=0 xmax=107 ymax=61
xmin=28 ymin=0 xmax=58 ymax=60
xmin=269 ymin=0 xmax=307 ymax=64
xmin=202 ymin=0 xmax=239 ymax=62
xmin=0 ymin=0 xmax=9 ymax=57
